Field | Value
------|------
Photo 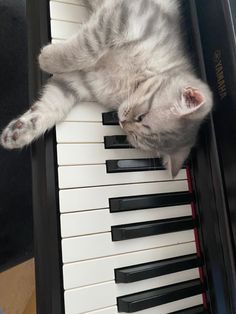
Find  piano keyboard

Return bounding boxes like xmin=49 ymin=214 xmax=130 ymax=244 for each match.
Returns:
xmin=49 ymin=1 xmax=207 ymax=313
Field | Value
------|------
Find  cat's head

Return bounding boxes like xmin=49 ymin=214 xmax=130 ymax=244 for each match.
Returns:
xmin=118 ymin=75 xmax=213 ymax=177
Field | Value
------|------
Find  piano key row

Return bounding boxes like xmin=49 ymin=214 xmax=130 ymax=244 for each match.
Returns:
xmin=57 ymin=143 xmax=151 ymax=165
xmin=63 ymin=243 xmax=197 ymax=289
xmin=58 ymin=164 xmax=187 ymax=189
xmin=65 ymin=280 xmax=203 ymax=314
xmin=62 ymin=230 xmax=195 ymax=263
xmin=59 ymin=181 xmax=189 ymax=213
xmin=77 ymin=300 xmax=206 ymax=314
xmin=56 ymin=122 xmax=124 ymax=143
xmin=61 ymin=205 xmax=192 ymax=237
xmin=55 ymin=107 xmax=198 ymax=313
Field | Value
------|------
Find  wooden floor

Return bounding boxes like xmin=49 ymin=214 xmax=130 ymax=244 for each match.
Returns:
xmin=0 ymin=259 xmax=36 ymax=314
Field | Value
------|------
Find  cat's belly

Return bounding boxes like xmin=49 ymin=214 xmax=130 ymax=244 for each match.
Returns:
xmin=86 ymin=70 xmax=131 ymax=109
xmin=86 ymin=52 xmax=144 ymax=108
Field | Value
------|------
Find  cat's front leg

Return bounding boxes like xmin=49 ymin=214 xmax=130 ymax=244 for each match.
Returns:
xmin=39 ymin=22 xmax=107 ymax=75
xmin=39 ymin=1 xmax=120 ymax=75
xmin=1 ymin=77 xmax=78 ymax=149
xmin=39 ymin=1 xmax=139 ymax=75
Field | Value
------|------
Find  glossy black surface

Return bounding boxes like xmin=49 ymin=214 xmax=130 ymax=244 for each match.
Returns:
xmin=102 ymin=111 xmax=119 ymax=125
xmin=104 ymin=135 xmax=131 ymax=149
xmin=111 ymin=216 xmax=195 ymax=241
xmin=115 ymin=254 xmax=201 ymax=283
xmin=0 ymin=0 xmax=33 ymax=271
xmin=106 ymin=158 xmax=163 ymax=173
xmin=195 ymin=0 xmax=236 ymax=297
xmin=188 ymin=0 xmax=236 ymax=312
xmin=109 ymin=191 xmax=193 ymax=213
xmin=117 ymin=279 xmax=203 ymax=313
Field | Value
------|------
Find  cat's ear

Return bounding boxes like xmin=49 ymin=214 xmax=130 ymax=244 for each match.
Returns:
xmin=176 ymin=87 xmax=205 ymax=117
xmin=163 ymin=147 xmax=190 ymax=178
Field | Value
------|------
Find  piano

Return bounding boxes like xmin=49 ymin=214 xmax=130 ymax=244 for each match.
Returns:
xmin=28 ymin=0 xmax=236 ymax=313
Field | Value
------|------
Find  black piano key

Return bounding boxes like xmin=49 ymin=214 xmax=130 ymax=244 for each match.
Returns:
xmin=115 ymin=254 xmax=202 ymax=283
xmin=102 ymin=111 xmax=119 ymax=125
xmin=117 ymin=279 xmax=203 ymax=313
xmin=109 ymin=191 xmax=193 ymax=213
xmin=111 ymin=216 xmax=195 ymax=241
xmin=172 ymin=305 xmax=208 ymax=314
xmin=106 ymin=158 xmax=163 ymax=173
xmin=104 ymin=136 xmax=131 ymax=149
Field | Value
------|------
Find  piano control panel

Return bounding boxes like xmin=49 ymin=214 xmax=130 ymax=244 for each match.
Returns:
xmin=47 ymin=1 xmax=207 ymax=313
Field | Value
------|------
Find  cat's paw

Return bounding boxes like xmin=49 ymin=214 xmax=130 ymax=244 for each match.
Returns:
xmin=39 ymin=44 xmax=63 ymax=74
xmin=1 ymin=113 xmax=40 ymax=149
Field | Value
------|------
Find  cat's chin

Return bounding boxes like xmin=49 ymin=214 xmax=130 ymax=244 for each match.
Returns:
xmin=127 ymin=136 xmax=160 ymax=156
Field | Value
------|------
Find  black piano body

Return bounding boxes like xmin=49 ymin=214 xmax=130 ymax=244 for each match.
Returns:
xmin=27 ymin=0 xmax=236 ymax=313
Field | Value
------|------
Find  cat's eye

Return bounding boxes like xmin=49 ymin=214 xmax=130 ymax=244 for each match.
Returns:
xmin=135 ymin=114 xmax=146 ymax=123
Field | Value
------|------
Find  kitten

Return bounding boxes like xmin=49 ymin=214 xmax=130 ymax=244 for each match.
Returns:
xmin=0 ymin=0 xmax=213 ymax=176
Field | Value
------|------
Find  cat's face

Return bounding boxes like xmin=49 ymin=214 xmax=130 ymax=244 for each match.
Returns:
xmin=118 ymin=76 xmax=213 ymax=176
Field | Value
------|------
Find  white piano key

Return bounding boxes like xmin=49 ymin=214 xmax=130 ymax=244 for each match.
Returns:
xmin=64 ymin=269 xmax=199 ymax=314
xmin=62 ymin=230 xmax=195 ymax=263
xmin=50 ymin=1 xmax=90 ymax=23
xmin=59 ymin=181 xmax=189 ymax=213
xmin=82 ymin=295 xmax=203 ymax=314
xmin=63 ymin=102 xmax=106 ymax=122
xmin=53 ymin=0 xmax=88 ymax=5
xmin=56 ymin=122 xmax=124 ymax=143
xmin=61 ymin=205 xmax=192 ymax=238
xmin=65 ymin=281 xmax=115 ymax=314
xmin=83 ymin=307 xmax=117 ymax=314
xmin=51 ymin=38 xmax=65 ymax=43
xmin=58 ymin=164 xmax=187 ymax=189
xmin=57 ymin=144 xmax=152 ymax=165
xmin=63 ymin=242 xmax=196 ymax=289
xmin=51 ymin=20 xmax=81 ymax=39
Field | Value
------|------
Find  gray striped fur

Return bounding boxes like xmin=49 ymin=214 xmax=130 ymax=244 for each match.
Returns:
xmin=49 ymin=77 xmax=79 ymax=100
xmin=1 ymin=0 xmax=213 ymax=177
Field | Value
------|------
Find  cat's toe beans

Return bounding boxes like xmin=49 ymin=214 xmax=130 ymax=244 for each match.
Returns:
xmin=12 ymin=131 xmax=20 ymax=142
xmin=12 ymin=120 xmax=25 ymax=130
xmin=1 ymin=116 xmax=40 ymax=149
xmin=1 ymin=127 xmax=20 ymax=149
